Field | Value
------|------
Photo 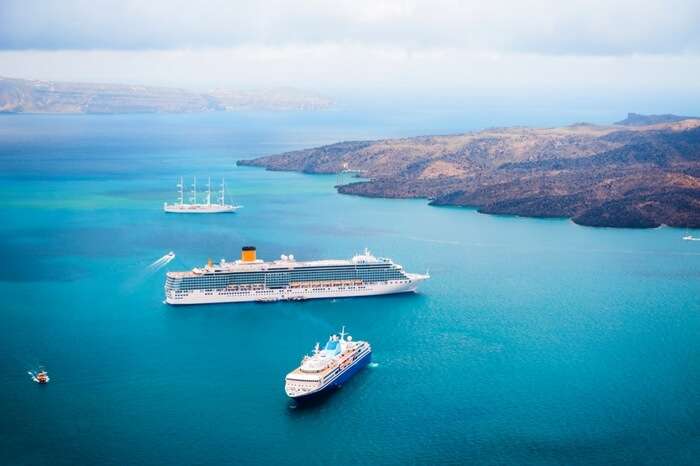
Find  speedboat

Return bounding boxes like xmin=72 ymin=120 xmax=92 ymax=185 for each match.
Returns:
xmin=29 ymin=369 xmax=50 ymax=384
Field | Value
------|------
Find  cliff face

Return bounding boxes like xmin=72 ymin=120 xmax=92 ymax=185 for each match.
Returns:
xmin=0 ymin=77 xmax=333 ymax=113
xmin=239 ymin=117 xmax=700 ymax=228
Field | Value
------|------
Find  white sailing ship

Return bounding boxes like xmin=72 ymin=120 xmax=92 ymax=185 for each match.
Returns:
xmin=164 ymin=177 xmax=242 ymax=213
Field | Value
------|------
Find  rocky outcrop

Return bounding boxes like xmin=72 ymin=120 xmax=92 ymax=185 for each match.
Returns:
xmin=239 ymin=116 xmax=700 ymax=228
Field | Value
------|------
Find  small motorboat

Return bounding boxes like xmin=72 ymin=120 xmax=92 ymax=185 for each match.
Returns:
xmin=29 ymin=369 xmax=50 ymax=384
xmin=683 ymin=235 xmax=698 ymax=241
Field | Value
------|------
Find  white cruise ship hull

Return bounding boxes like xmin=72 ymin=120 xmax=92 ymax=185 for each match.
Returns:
xmin=165 ymin=278 xmax=424 ymax=305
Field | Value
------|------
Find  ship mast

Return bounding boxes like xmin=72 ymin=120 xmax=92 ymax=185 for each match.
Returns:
xmin=177 ymin=176 xmax=184 ymax=205
xmin=219 ymin=178 xmax=226 ymax=206
xmin=191 ymin=176 xmax=197 ymax=205
xmin=206 ymin=177 xmax=212 ymax=206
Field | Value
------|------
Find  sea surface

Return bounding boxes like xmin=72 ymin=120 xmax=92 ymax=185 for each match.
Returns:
xmin=0 ymin=111 xmax=699 ymax=466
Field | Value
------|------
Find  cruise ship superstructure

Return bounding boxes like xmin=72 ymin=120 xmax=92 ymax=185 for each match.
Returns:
xmin=164 ymin=246 xmax=429 ymax=305
xmin=285 ymin=327 xmax=371 ymax=400
xmin=164 ymin=176 xmax=241 ymax=213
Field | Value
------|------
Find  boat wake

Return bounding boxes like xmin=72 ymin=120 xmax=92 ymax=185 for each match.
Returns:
xmin=148 ymin=252 xmax=176 ymax=270
xmin=368 ymin=362 xmax=379 ymax=368
xmin=122 ymin=252 xmax=176 ymax=292
xmin=405 ymin=235 xmax=460 ymax=245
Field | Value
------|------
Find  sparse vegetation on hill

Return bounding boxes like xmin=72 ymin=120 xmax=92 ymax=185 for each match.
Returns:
xmin=239 ymin=116 xmax=700 ymax=228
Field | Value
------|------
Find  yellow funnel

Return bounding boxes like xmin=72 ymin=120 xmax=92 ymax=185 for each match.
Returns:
xmin=241 ymin=246 xmax=256 ymax=262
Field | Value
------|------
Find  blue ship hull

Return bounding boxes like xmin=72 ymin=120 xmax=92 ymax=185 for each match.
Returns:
xmin=292 ymin=350 xmax=372 ymax=402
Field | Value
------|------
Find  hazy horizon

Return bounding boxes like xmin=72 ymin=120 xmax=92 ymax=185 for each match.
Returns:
xmin=1 ymin=1 xmax=700 ymax=116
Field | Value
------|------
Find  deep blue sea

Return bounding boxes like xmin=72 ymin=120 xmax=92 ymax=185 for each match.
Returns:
xmin=0 ymin=111 xmax=699 ymax=466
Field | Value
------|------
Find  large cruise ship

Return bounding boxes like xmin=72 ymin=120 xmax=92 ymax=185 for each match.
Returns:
xmin=285 ymin=327 xmax=371 ymax=400
xmin=164 ymin=246 xmax=429 ymax=305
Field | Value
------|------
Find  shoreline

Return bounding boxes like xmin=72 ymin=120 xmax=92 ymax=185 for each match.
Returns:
xmin=238 ymin=163 xmax=700 ymax=230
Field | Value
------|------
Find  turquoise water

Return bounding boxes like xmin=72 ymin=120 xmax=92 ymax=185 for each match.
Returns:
xmin=1 ymin=113 xmax=699 ymax=465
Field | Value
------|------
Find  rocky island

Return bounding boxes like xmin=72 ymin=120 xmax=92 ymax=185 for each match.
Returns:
xmin=0 ymin=76 xmax=333 ymax=113
xmin=239 ymin=115 xmax=700 ymax=228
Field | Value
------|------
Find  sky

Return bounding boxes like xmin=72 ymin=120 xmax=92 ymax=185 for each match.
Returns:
xmin=1 ymin=0 xmax=700 ymax=111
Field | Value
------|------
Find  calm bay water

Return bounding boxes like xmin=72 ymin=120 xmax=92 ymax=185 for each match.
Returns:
xmin=0 ymin=112 xmax=699 ymax=465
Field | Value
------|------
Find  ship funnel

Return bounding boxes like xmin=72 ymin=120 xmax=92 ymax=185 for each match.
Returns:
xmin=241 ymin=246 xmax=257 ymax=262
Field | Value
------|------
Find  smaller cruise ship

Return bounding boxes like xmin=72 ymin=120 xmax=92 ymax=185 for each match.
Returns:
xmin=285 ymin=327 xmax=371 ymax=401
xmin=164 ymin=177 xmax=242 ymax=213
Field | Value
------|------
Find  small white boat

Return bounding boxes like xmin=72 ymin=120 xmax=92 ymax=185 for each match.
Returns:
xmin=683 ymin=228 xmax=699 ymax=241
xmin=29 ymin=369 xmax=50 ymax=384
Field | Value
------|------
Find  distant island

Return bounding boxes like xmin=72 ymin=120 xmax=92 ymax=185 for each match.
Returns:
xmin=0 ymin=76 xmax=333 ymax=113
xmin=239 ymin=115 xmax=700 ymax=228
xmin=614 ymin=112 xmax=700 ymax=126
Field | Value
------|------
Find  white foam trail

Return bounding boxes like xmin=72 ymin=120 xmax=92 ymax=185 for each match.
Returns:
xmin=368 ymin=362 xmax=379 ymax=368
xmin=405 ymin=235 xmax=461 ymax=245
xmin=148 ymin=257 xmax=167 ymax=269
xmin=148 ymin=252 xmax=175 ymax=270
